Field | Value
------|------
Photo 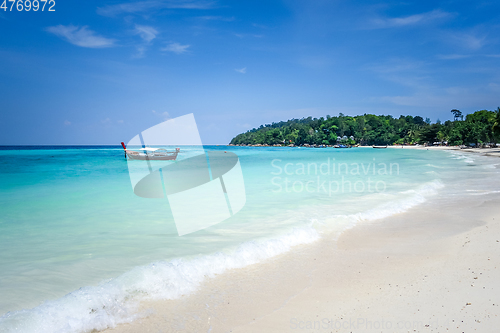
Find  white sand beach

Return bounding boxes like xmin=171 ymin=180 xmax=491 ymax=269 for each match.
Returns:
xmin=389 ymin=144 xmax=500 ymax=156
xmin=102 ymin=151 xmax=500 ymax=333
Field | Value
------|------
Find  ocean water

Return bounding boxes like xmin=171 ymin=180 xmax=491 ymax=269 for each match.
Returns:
xmin=1 ymin=146 xmax=499 ymax=332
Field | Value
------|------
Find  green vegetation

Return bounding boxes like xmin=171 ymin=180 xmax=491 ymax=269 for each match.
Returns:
xmin=230 ymin=108 xmax=500 ymax=147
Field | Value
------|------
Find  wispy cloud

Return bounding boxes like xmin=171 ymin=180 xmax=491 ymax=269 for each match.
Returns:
xmin=134 ymin=46 xmax=147 ymax=58
xmin=378 ymin=86 xmax=498 ymax=109
xmin=131 ymin=25 xmax=158 ymax=58
xmin=64 ymin=120 xmax=71 ymax=126
xmin=450 ymin=33 xmax=486 ymax=50
xmin=366 ymin=58 xmax=431 ymax=90
xmin=489 ymin=83 xmax=500 ymax=92
xmin=97 ymin=0 xmax=215 ymax=16
xmin=134 ymin=24 xmax=158 ymax=42
xmin=252 ymin=23 xmax=267 ymax=29
xmin=437 ymin=54 xmax=471 ymax=60
xmin=234 ymin=33 xmax=263 ymax=38
xmin=197 ymin=15 xmax=235 ymax=22
xmin=161 ymin=42 xmax=190 ymax=54
xmin=367 ymin=58 xmax=426 ymax=74
xmin=235 ymin=67 xmax=246 ymax=74
xmin=371 ymin=9 xmax=451 ymax=28
xmin=46 ymin=25 xmax=115 ymax=48
xmin=152 ymin=110 xmax=170 ymax=120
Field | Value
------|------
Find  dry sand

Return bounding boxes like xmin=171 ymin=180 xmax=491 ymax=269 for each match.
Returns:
xmin=103 ymin=152 xmax=500 ymax=333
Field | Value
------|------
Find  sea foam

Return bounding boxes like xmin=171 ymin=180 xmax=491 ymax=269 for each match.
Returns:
xmin=0 ymin=227 xmax=319 ymax=333
xmin=0 ymin=174 xmax=445 ymax=333
xmin=0 ymin=176 xmax=445 ymax=333
xmin=355 ymin=180 xmax=443 ymax=221
xmin=321 ymin=180 xmax=444 ymax=232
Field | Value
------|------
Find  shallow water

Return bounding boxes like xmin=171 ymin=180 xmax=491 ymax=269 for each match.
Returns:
xmin=1 ymin=146 xmax=499 ymax=332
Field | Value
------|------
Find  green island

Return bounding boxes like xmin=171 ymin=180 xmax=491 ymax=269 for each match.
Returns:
xmin=229 ymin=108 xmax=500 ymax=147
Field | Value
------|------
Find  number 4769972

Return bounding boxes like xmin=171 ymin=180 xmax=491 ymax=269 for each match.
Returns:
xmin=1 ymin=0 xmax=55 ymax=11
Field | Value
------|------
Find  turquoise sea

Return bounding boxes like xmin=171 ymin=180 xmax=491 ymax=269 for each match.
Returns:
xmin=1 ymin=146 xmax=499 ymax=332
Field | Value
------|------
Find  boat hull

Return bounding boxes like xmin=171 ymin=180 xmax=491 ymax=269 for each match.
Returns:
xmin=126 ymin=152 xmax=178 ymax=160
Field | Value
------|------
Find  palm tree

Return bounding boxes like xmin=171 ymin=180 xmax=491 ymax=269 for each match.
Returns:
xmin=451 ymin=109 xmax=463 ymax=121
xmin=492 ymin=107 xmax=500 ymax=144
xmin=407 ymin=125 xmax=418 ymax=143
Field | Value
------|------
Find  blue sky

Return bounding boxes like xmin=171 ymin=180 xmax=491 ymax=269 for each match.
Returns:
xmin=1 ymin=0 xmax=499 ymax=144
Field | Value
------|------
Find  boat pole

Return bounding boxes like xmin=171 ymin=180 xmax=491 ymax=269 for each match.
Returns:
xmin=120 ymin=142 xmax=127 ymax=159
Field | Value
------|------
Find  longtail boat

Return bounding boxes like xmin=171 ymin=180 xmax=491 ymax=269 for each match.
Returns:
xmin=120 ymin=142 xmax=180 ymax=160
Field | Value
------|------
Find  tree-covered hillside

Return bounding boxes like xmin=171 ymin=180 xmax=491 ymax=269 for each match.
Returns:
xmin=230 ymin=108 xmax=500 ymax=147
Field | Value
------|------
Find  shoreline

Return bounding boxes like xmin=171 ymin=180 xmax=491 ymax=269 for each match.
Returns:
xmin=388 ymin=145 xmax=500 ymax=158
xmin=229 ymin=143 xmax=500 ymax=158
xmin=103 ymin=152 xmax=500 ymax=332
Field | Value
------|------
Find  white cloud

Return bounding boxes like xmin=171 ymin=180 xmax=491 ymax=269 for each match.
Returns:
xmin=64 ymin=120 xmax=71 ymax=126
xmin=451 ymin=33 xmax=486 ymax=50
xmin=46 ymin=25 xmax=115 ymax=48
xmin=97 ymin=0 xmax=214 ymax=16
xmin=152 ymin=110 xmax=170 ymax=120
xmin=134 ymin=25 xmax=158 ymax=42
xmin=132 ymin=26 xmax=158 ymax=58
xmin=161 ymin=42 xmax=190 ymax=54
xmin=235 ymin=67 xmax=246 ymax=74
xmin=371 ymin=9 xmax=451 ymax=28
